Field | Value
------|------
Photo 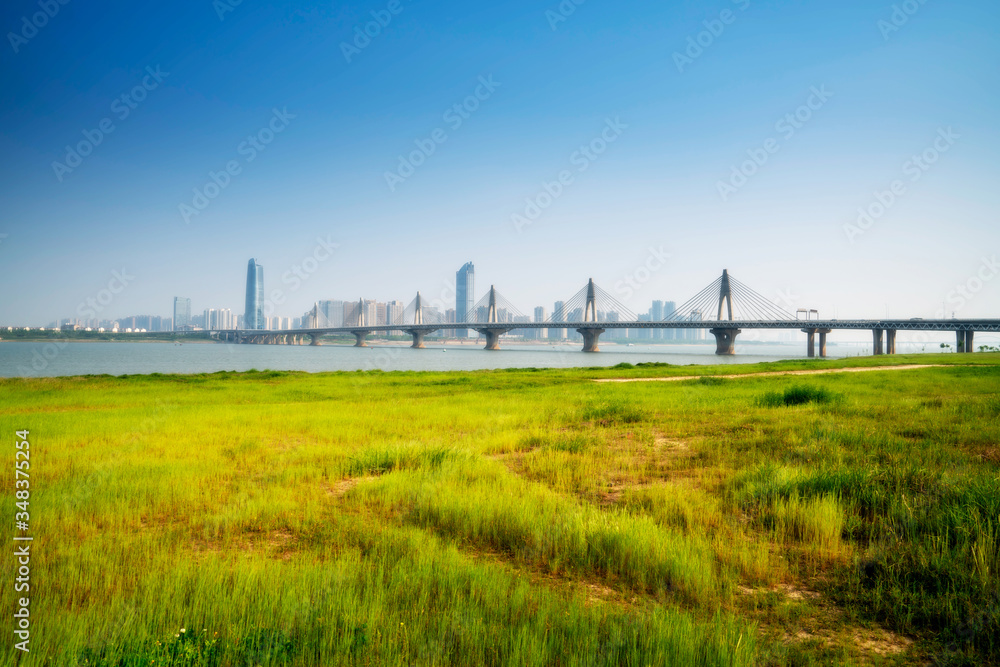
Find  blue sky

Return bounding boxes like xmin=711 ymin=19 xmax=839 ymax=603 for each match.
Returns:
xmin=1 ymin=0 xmax=998 ymax=326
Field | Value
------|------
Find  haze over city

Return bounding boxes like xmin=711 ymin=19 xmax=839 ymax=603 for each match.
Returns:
xmin=2 ymin=0 xmax=998 ymax=328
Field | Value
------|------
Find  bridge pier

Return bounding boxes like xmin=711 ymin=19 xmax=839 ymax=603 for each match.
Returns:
xmin=872 ymin=329 xmax=884 ymax=355
xmin=959 ymin=330 xmax=975 ymax=353
xmin=476 ymin=329 xmax=507 ymax=351
xmin=709 ymin=328 xmax=740 ymax=356
xmin=886 ymin=329 xmax=897 ymax=355
xmin=577 ymin=327 xmax=605 ymax=353
xmin=818 ymin=329 xmax=831 ymax=358
xmin=405 ymin=329 xmax=427 ymax=349
xmin=352 ymin=331 xmax=368 ymax=347
xmin=804 ymin=328 xmax=833 ymax=357
xmin=309 ymin=334 xmax=321 ymax=346
xmin=802 ymin=328 xmax=816 ymax=358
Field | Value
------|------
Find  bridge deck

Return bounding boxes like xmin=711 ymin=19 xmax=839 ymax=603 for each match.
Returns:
xmin=217 ymin=319 xmax=1000 ymax=335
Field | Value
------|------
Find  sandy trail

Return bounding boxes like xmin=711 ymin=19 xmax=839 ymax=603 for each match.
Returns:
xmin=594 ymin=364 xmax=944 ymax=383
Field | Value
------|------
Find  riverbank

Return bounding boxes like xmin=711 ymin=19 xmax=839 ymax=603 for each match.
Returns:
xmin=2 ymin=353 xmax=998 ymax=665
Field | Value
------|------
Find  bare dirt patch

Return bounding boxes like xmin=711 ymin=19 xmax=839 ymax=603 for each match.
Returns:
xmin=328 ymin=476 xmax=378 ymax=497
xmin=742 ymin=581 xmax=914 ymax=662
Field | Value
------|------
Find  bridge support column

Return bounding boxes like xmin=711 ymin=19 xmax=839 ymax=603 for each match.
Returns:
xmin=406 ymin=329 xmax=426 ymax=349
xmin=309 ymin=334 xmax=321 ymax=346
xmin=802 ymin=328 xmax=817 ymax=358
xmin=476 ymin=329 xmax=508 ymax=351
xmin=578 ymin=327 xmax=606 ymax=353
xmin=966 ymin=330 xmax=975 ymax=353
xmin=709 ymin=328 xmax=740 ymax=356
xmin=818 ymin=329 xmax=831 ymax=358
xmin=873 ymin=329 xmax=884 ymax=355
xmin=886 ymin=329 xmax=897 ymax=355
xmin=352 ymin=332 xmax=368 ymax=347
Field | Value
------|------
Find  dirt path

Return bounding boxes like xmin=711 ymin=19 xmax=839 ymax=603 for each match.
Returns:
xmin=595 ymin=364 xmax=943 ymax=383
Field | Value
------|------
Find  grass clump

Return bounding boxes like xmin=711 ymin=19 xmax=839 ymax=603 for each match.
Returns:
xmin=759 ymin=384 xmax=834 ymax=407
xmin=580 ymin=399 xmax=648 ymax=424
xmin=343 ymin=442 xmax=462 ymax=476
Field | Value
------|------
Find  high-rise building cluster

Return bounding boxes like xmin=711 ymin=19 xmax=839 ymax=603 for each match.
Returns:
xmin=27 ymin=259 xmax=707 ymax=340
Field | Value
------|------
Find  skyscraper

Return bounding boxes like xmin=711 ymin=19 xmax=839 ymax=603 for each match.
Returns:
xmin=173 ymin=297 xmax=191 ymax=331
xmin=244 ymin=259 xmax=264 ymax=330
xmin=534 ymin=306 xmax=547 ymax=340
xmin=650 ymin=300 xmax=664 ymax=340
xmin=553 ymin=300 xmax=567 ymax=340
xmin=663 ymin=300 xmax=677 ymax=341
xmin=455 ymin=262 xmax=475 ymax=338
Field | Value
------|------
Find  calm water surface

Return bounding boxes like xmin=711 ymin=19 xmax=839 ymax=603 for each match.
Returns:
xmin=0 ymin=340 xmax=945 ymax=378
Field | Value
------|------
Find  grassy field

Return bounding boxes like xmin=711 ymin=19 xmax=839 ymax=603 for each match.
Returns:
xmin=1 ymin=353 xmax=998 ymax=666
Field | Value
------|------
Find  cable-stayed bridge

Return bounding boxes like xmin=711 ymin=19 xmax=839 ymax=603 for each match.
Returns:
xmin=213 ymin=270 xmax=1000 ymax=356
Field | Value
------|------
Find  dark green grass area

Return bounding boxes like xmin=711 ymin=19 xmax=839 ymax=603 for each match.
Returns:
xmin=758 ymin=385 xmax=835 ymax=407
xmin=1 ymin=353 xmax=998 ymax=666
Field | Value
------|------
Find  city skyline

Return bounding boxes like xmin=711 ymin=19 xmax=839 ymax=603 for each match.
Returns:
xmin=17 ymin=257 xmax=750 ymax=334
xmin=1 ymin=1 xmax=998 ymax=328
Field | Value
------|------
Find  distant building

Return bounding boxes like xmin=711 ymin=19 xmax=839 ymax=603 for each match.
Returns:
xmin=650 ymin=300 xmax=664 ymax=340
xmin=315 ymin=300 xmax=344 ymax=328
xmin=663 ymin=301 xmax=676 ymax=340
xmin=203 ymin=309 xmax=235 ymax=330
xmin=455 ymin=262 xmax=475 ymax=338
xmin=687 ymin=309 xmax=705 ymax=341
xmin=385 ymin=300 xmax=405 ymax=329
xmin=552 ymin=300 xmax=567 ymax=340
xmin=534 ymin=306 xmax=547 ymax=340
xmin=244 ymin=259 xmax=265 ymax=330
xmin=173 ymin=297 xmax=191 ymax=331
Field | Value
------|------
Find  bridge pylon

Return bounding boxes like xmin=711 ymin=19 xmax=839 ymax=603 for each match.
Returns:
xmin=584 ymin=278 xmax=598 ymax=322
xmin=404 ymin=291 xmax=428 ymax=348
xmin=718 ymin=269 xmax=734 ymax=321
xmin=413 ymin=292 xmax=424 ymax=325
xmin=487 ymin=285 xmax=498 ymax=323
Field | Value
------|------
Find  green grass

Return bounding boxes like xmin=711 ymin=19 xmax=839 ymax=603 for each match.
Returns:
xmin=1 ymin=353 xmax=998 ymax=665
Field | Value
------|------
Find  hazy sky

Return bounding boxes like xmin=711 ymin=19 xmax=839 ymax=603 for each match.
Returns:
xmin=2 ymin=0 xmax=998 ymax=326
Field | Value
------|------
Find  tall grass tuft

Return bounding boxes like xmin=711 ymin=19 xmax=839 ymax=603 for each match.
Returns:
xmin=758 ymin=384 xmax=834 ymax=407
xmin=767 ymin=493 xmax=844 ymax=552
xmin=580 ymin=400 xmax=648 ymax=425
